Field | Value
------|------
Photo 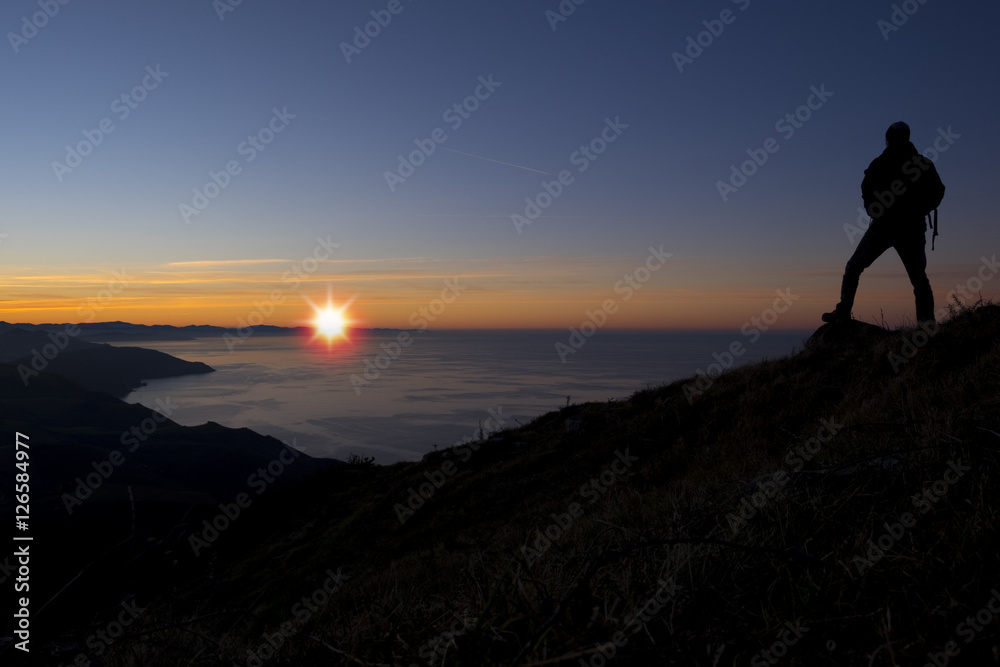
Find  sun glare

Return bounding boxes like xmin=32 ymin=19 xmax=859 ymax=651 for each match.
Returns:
xmin=315 ymin=307 xmax=347 ymax=339
xmin=305 ymin=292 xmax=355 ymax=349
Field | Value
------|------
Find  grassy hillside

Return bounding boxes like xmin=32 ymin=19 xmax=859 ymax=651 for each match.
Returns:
xmin=28 ymin=301 xmax=1000 ymax=666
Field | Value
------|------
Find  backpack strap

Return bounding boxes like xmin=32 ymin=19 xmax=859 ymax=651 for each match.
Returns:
xmin=929 ymin=209 xmax=939 ymax=250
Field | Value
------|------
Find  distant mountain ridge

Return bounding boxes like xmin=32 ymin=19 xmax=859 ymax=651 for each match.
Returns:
xmin=0 ymin=320 xmax=311 ymax=342
xmin=0 ymin=320 xmax=412 ymax=343
xmin=0 ymin=327 xmax=214 ymax=397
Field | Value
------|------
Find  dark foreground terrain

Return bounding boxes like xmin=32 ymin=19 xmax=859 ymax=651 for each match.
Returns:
xmin=4 ymin=302 xmax=1000 ymax=666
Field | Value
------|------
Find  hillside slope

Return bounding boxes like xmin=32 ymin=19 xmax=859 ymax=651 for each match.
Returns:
xmin=0 ymin=361 xmax=337 ymax=656
xmin=0 ymin=328 xmax=214 ymax=396
xmin=19 ymin=302 xmax=1000 ymax=666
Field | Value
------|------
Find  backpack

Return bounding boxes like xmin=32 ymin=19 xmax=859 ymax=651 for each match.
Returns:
xmin=909 ymin=155 xmax=946 ymax=249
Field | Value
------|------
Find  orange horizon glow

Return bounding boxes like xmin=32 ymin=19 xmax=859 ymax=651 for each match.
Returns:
xmin=1 ymin=256 xmax=991 ymax=332
xmin=0 ymin=293 xmax=946 ymax=332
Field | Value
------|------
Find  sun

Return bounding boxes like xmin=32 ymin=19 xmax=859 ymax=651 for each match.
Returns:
xmin=315 ymin=306 xmax=347 ymax=339
xmin=305 ymin=291 xmax=355 ymax=349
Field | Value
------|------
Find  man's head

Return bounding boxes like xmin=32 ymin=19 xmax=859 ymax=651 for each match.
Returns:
xmin=885 ymin=121 xmax=911 ymax=147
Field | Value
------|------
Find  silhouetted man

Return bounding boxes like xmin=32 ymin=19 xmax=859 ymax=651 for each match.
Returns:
xmin=823 ymin=121 xmax=944 ymax=325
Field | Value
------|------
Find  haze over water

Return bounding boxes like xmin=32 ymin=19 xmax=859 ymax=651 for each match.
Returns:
xmin=123 ymin=329 xmax=809 ymax=463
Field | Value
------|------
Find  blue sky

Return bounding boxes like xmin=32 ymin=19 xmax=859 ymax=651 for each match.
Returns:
xmin=1 ymin=0 xmax=997 ymax=328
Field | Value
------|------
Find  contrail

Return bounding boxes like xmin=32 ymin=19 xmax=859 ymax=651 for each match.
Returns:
xmin=441 ymin=147 xmax=550 ymax=175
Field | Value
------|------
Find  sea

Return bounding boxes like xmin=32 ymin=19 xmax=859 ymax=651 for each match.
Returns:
xmin=122 ymin=329 xmax=811 ymax=463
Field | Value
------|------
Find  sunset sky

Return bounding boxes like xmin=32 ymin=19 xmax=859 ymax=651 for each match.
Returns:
xmin=1 ymin=0 xmax=997 ymax=330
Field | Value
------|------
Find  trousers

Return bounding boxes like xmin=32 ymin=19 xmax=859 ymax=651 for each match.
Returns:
xmin=836 ymin=219 xmax=934 ymax=322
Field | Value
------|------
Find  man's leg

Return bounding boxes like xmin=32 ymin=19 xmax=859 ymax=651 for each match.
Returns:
xmin=894 ymin=229 xmax=934 ymax=323
xmin=833 ymin=224 xmax=894 ymax=319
